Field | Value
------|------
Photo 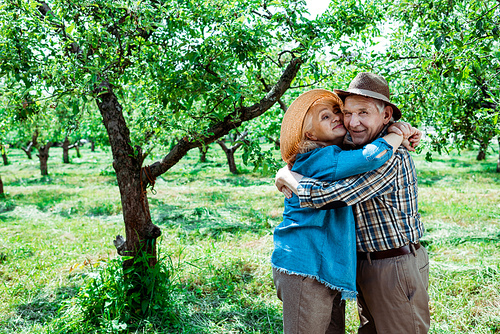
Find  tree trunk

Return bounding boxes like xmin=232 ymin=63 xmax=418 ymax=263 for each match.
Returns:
xmin=22 ymin=143 xmax=33 ymax=159
xmin=477 ymin=139 xmax=489 ymax=161
xmin=75 ymin=145 xmax=81 ymax=158
xmin=90 ymin=140 xmax=95 ymax=152
xmin=1 ymin=145 xmax=7 ymax=166
xmin=22 ymin=132 xmax=39 ymax=160
xmin=218 ymin=140 xmax=238 ymax=174
xmin=497 ymin=137 xmax=500 ymax=173
xmin=217 ymin=130 xmax=248 ymax=174
xmin=62 ymin=136 xmax=70 ymax=163
xmin=95 ymin=81 xmax=161 ymax=268
xmin=0 ymin=175 xmax=3 ymax=195
xmin=36 ymin=143 xmax=52 ymax=176
xmin=198 ymin=146 xmax=208 ymax=162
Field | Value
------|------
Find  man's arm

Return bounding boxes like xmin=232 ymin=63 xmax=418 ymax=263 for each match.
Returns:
xmin=298 ymin=152 xmax=402 ymax=208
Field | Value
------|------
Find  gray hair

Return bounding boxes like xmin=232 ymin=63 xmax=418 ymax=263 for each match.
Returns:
xmin=372 ymin=98 xmax=386 ymax=114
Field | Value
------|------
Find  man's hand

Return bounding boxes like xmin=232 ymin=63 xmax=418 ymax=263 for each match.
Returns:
xmin=388 ymin=122 xmax=422 ymax=151
xmin=275 ymin=166 xmax=303 ymax=199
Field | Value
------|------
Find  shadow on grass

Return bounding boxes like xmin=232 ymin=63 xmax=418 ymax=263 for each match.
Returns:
xmin=421 ymin=231 xmax=500 ymax=251
xmin=153 ymin=204 xmax=268 ymax=237
xmin=9 ymin=176 xmax=59 ymax=186
xmin=1 ymin=285 xmax=79 ymax=332
xmin=0 ymin=197 xmax=16 ymax=214
xmin=12 ymin=190 xmax=77 ymax=212
xmin=182 ymin=299 xmax=283 ymax=334
xmin=212 ymin=176 xmax=270 ymax=187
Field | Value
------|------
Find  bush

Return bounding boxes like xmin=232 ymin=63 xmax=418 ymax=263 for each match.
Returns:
xmin=50 ymin=248 xmax=179 ymax=333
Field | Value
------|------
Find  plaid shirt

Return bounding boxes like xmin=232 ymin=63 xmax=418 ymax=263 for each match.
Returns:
xmin=297 ymin=140 xmax=424 ymax=253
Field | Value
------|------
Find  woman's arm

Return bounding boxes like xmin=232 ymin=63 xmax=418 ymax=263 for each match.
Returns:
xmin=386 ymin=122 xmax=422 ymax=152
xmin=275 ymin=166 xmax=302 ymax=198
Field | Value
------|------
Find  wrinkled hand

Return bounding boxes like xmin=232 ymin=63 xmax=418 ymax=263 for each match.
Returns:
xmin=388 ymin=122 xmax=422 ymax=152
xmin=275 ymin=165 xmax=302 ymax=199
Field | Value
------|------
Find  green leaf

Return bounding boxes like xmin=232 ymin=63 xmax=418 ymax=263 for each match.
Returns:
xmin=434 ymin=35 xmax=444 ymax=51
xmin=141 ymin=300 xmax=149 ymax=314
xmin=66 ymin=23 xmax=75 ymax=34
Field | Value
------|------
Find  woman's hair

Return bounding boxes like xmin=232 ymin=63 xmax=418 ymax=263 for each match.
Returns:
xmin=287 ymin=96 xmax=340 ymax=166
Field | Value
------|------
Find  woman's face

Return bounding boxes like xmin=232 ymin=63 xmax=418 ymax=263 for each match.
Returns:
xmin=305 ymin=101 xmax=346 ymax=146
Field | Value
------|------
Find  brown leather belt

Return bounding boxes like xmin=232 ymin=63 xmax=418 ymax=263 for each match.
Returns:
xmin=357 ymin=242 xmax=421 ymax=261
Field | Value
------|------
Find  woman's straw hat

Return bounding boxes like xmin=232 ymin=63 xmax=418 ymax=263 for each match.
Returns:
xmin=334 ymin=72 xmax=401 ymax=121
xmin=280 ymin=89 xmax=342 ymax=164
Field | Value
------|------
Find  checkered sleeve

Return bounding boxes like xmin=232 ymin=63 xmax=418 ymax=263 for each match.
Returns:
xmin=297 ymin=155 xmax=401 ymax=209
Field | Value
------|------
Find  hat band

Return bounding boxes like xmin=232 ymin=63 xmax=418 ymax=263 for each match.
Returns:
xmin=347 ymin=88 xmax=390 ymax=103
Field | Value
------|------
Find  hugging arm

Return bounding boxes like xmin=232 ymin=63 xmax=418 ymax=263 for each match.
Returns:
xmin=298 ymin=153 xmax=401 ymax=209
xmin=276 ymin=137 xmax=395 ymax=198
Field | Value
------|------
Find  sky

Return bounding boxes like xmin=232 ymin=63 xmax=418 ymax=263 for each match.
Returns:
xmin=305 ymin=0 xmax=331 ymax=18
xmin=305 ymin=0 xmax=391 ymax=52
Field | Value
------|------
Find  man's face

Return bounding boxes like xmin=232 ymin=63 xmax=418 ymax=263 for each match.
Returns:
xmin=343 ymin=95 xmax=392 ymax=146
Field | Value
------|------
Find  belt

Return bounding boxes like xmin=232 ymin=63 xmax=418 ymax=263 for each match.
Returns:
xmin=357 ymin=242 xmax=421 ymax=261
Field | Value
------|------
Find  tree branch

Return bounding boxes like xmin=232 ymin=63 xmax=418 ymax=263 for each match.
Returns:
xmin=147 ymin=57 xmax=303 ymax=179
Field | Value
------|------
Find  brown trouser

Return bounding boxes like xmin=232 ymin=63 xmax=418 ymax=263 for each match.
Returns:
xmin=357 ymin=246 xmax=430 ymax=334
xmin=273 ymin=268 xmax=346 ymax=334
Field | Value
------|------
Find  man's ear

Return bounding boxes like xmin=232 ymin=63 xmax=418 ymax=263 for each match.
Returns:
xmin=305 ymin=132 xmax=317 ymax=141
xmin=382 ymin=105 xmax=393 ymax=125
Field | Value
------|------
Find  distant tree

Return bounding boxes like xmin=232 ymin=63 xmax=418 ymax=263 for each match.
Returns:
xmin=198 ymin=145 xmax=209 ymax=163
xmin=36 ymin=141 xmax=53 ymax=176
xmin=217 ymin=130 xmax=249 ymax=174
xmin=0 ymin=144 xmax=7 ymax=166
xmin=21 ymin=131 xmax=38 ymax=160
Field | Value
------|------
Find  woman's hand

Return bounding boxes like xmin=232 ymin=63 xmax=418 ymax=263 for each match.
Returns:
xmin=275 ymin=166 xmax=303 ymax=199
xmin=388 ymin=122 xmax=422 ymax=151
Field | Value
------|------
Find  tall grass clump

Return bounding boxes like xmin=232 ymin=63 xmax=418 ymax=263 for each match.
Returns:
xmin=50 ymin=247 xmax=179 ymax=333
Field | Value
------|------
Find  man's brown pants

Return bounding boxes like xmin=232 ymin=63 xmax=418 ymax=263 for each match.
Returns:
xmin=357 ymin=246 xmax=430 ymax=334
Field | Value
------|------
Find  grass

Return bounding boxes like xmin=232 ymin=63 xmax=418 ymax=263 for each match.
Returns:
xmin=0 ymin=143 xmax=499 ymax=333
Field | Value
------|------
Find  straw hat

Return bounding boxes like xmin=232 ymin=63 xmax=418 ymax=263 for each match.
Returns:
xmin=280 ymin=89 xmax=342 ymax=164
xmin=334 ymin=72 xmax=401 ymax=121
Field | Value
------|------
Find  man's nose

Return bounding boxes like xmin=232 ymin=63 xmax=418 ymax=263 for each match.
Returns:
xmin=349 ymin=113 xmax=360 ymax=127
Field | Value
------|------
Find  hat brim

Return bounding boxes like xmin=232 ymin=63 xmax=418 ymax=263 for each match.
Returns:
xmin=334 ymin=89 xmax=402 ymax=121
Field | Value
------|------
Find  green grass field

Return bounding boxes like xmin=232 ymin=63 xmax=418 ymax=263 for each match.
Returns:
xmin=0 ymin=144 xmax=499 ymax=333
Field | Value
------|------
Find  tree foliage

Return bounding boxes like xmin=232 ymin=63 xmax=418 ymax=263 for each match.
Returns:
xmin=0 ymin=0 xmax=383 ymax=277
xmin=379 ymin=0 xmax=499 ymax=159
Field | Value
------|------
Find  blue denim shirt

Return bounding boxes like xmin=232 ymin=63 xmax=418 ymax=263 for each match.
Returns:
xmin=271 ymin=138 xmax=393 ymax=299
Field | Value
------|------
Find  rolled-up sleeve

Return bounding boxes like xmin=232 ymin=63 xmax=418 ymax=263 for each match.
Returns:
xmin=334 ymin=138 xmax=393 ymax=180
xmin=298 ymin=154 xmax=400 ymax=208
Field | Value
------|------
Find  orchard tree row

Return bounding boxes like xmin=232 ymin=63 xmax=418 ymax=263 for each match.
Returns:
xmin=0 ymin=0 xmax=498 ymax=312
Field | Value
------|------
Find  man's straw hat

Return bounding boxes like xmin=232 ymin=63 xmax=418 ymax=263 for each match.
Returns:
xmin=334 ymin=72 xmax=402 ymax=121
xmin=280 ymin=89 xmax=342 ymax=164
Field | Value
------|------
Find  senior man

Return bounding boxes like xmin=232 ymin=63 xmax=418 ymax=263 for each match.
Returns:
xmin=276 ymin=72 xmax=430 ymax=334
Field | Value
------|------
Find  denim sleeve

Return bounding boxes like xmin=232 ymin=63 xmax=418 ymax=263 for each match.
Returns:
xmin=297 ymin=152 xmax=400 ymax=208
xmin=334 ymin=138 xmax=393 ymax=180
xmin=292 ymin=145 xmax=342 ymax=182
xmin=293 ymin=139 xmax=393 ymax=183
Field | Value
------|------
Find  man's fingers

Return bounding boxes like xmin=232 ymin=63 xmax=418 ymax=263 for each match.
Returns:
xmin=281 ymin=186 xmax=293 ymax=199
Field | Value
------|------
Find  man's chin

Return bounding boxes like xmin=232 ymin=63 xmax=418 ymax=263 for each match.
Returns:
xmin=351 ymin=136 xmax=367 ymax=146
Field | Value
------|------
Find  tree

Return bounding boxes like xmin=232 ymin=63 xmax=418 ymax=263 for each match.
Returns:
xmin=0 ymin=0 xmax=382 ymax=313
xmin=198 ymin=145 xmax=209 ymax=163
xmin=367 ymin=0 xmax=500 ymax=167
xmin=0 ymin=143 xmax=7 ymax=166
xmin=217 ymin=130 xmax=250 ymax=174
